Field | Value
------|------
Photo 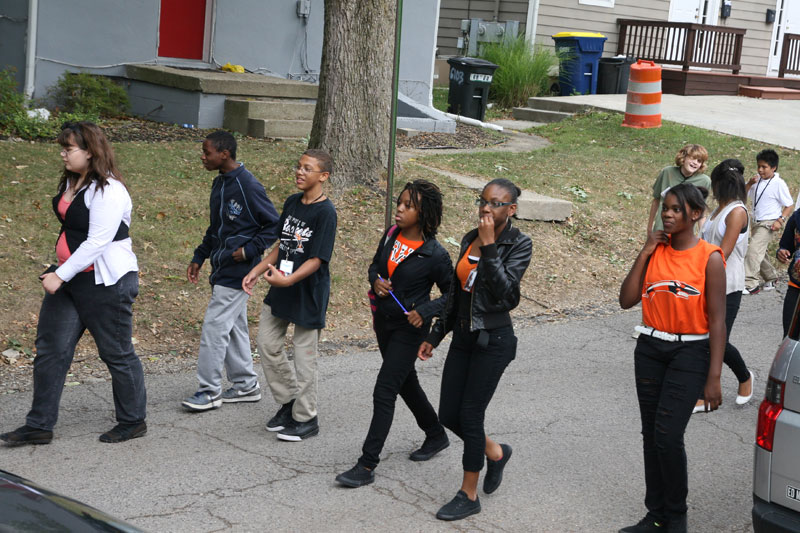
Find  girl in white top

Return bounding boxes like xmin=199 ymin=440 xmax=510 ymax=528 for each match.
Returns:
xmin=697 ymin=159 xmax=754 ymax=412
xmin=0 ymin=122 xmax=147 ymax=447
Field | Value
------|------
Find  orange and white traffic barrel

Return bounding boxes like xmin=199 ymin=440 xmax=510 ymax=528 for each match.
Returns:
xmin=622 ymin=60 xmax=661 ymax=129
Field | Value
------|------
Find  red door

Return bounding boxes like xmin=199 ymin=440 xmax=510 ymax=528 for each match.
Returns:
xmin=158 ymin=0 xmax=207 ymax=60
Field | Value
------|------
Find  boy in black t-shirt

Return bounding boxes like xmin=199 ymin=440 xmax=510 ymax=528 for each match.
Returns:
xmin=243 ymin=149 xmax=337 ymax=441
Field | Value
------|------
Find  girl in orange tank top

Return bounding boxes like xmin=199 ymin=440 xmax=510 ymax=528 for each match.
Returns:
xmin=618 ymin=183 xmax=726 ymax=533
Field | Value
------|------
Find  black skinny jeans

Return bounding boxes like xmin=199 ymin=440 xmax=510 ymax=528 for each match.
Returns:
xmin=358 ymin=317 xmax=443 ymax=469
xmin=438 ymin=321 xmax=516 ymax=472
xmin=721 ymin=291 xmax=749 ymax=382
xmin=634 ymin=335 xmax=709 ymax=524
xmin=782 ymin=285 xmax=800 ymax=337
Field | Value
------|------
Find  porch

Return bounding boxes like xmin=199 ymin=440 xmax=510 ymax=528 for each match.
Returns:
xmin=616 ymin=20 xmax=800 ymax=96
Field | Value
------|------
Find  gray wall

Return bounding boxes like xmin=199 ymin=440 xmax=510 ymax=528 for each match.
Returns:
xmin=27 ymin=0 xmax=437 ymax=106
xmin=0 ymin=0 xmax=30 ymax=92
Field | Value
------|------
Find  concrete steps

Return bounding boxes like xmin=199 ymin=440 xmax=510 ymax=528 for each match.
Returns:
xmin=224 ymin=97 xmax=315 ymax=139
xmin=511 ymin=97 xmax=590 ymax=123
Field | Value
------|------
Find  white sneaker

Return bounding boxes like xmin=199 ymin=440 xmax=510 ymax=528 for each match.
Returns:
xmin=762 ymin=281 xmax=775 ymax=291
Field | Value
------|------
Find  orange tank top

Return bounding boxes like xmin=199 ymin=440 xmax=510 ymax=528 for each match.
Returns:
xmin=641 ymin=239 xmax=723 ymax=334
xmin=387 ymin=232 xmax=423 ymax=278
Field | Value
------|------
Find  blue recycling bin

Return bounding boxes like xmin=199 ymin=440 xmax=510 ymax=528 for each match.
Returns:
xmin=552 ymin=32 xmax=607 ymax=95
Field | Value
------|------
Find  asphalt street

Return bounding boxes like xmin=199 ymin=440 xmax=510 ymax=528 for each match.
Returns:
xmin=0 ymin=287 xmax=784 ymax=532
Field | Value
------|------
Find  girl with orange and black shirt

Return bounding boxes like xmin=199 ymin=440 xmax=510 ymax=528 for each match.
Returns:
xmin=619 ymin=182 xmax=726 ymax=533
xmin=335 ymin=180 xmax=452 ymax=488
xmin=418 ymin=178 xmax=532 ymax=521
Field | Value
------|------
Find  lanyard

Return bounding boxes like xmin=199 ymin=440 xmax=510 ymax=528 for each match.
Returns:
xmin=753 ymin=178 xmax=772 ymax=216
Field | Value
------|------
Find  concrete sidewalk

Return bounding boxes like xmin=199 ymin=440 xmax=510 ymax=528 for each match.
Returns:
xmin=0 ymin=287 xmax=783 ymax=532
xmin=536 ymin=94 xmax=800 ymax=150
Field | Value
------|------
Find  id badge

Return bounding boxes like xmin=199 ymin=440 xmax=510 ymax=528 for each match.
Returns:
xmin=463 ymin=269 xmax=477 ymax=292
xmin=279 ymin=260 xmax=294 ymax=276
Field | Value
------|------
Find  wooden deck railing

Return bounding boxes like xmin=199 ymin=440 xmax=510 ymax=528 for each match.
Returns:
xmin=779 ymin=33 xmax=800 ymax=77
xmin=617 ymin=19 xmax=746 ymax=74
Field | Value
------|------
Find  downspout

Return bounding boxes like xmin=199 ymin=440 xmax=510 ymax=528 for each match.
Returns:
xmin=525 ymin=0 xmax=540 ymax=44
xmin=24 ymin=0 xmax=38 ymax=100
xmin=493 ymin=0 xmax=500 ymax=21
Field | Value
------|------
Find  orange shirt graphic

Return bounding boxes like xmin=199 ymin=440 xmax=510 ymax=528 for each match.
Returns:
xmin=641 ymin=239 xmax=723 ymax=334
xmin=387 ymin=233 xmax=423 ymax=278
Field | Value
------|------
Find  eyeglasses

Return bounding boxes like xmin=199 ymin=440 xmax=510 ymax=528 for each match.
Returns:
xmin=475 ymin=197 xmax=514 ymax=209
xmin=60 ymin=147 xmax=83 ymax=156
xmin=293 ymin=165 xmax=324 ymax=174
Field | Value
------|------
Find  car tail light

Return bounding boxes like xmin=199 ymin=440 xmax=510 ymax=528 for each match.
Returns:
xmin=756 ymin=377 xmax=785 ymax=451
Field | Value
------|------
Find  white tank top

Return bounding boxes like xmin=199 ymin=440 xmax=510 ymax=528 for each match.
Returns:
xmin=701 ymin=201 xmax=748 ymax=293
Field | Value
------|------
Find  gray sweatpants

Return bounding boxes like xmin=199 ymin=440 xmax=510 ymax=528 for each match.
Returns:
xmin=196 ymin=284 xmax=258 ymax=395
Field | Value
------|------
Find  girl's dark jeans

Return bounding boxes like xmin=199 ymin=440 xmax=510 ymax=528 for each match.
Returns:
xmin=783 ymin=284 xmax=800 ymax=337
xmin=26 ymin=271 xmax=146 ymax=431
xmin=634 ymin=335 xmax=709 ymax=524
xmin=359 ymin=317 xmax=443 ymax=469
xmin=722 ymin=291 xmax=749 ymax=383
xmin=438 ymin=321 xmax=516 ymax=472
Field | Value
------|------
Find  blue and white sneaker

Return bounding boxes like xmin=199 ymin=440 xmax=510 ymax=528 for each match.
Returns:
xmin=181 ymin=391 xmax=222 ymax=412
xmin=221 ymin=385 xmax=261 ymax=403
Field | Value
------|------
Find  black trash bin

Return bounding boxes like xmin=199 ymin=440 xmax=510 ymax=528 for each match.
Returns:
xmin=597 ymin=56 xmax=635 ymax=94
xmin=446 ymin=56 xmax=499 ymax=121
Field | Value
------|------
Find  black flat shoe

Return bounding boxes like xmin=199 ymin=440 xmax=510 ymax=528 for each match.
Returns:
xmin=99 ymin=422 xmax=147 ymax=443
xmin=483 ymin=443 xmax=512 ymax=494
xmin=435 ymin=490 xmax=481 ymax=521
xmin=0 ymin=425 xmax=53 ymax=446
xmin=409 ymin=432 xmax=449 ymax=461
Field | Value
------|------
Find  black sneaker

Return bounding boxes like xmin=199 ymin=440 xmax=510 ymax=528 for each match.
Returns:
xmin=666 ymin=515 xmax=687 ymax=533
xmin=99 ymin=422 xmax=147 ymax=443
xmin=266 ymin=400 xmax=295 ymax=432
xmin=619 ymin=514 xmax=665 ymax=532
xmin=409 ymin=432 xmax=449 ymax=461
xmin=277 ymin=416 xmax=319 ymax=441
xmin=483 ymin=443 xmax=512 ymax=494
xmin=435 ymin=490 xmax=481 ymax=521
xmin=0 ymin=425 xmax=53 ymax=446
xmin=335 ymin=464 xmax=375 ymax=488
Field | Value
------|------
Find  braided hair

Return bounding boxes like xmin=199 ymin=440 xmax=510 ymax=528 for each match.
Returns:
xmin=399 ymin=179 xmax=443 ymax=239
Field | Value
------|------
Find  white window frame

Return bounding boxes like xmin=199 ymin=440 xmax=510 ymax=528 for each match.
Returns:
xmin=579 ymin=0 xmax=614 ymax=7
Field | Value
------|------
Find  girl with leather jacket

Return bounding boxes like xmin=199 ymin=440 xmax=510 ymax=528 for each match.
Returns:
xmin=335 ymin=180 xmax=453 ymax=488
xmin=418 ymin=178 xmax=532 ymax=521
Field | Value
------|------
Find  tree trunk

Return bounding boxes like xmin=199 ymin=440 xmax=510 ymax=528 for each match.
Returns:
xmin=309 ymin=0 xmax=396 ymax=190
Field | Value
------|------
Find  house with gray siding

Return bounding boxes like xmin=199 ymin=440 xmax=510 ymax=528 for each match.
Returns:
xmin=437 ymin=0 xmax=799 ymax=79
xmin=1 ymin=0 xmax=454 ymax=135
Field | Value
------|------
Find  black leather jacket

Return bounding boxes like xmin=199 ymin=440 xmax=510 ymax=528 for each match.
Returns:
xmin=368 ymin=227 xmax=453 ymax=326
xmin=427 ymin=220 xmax=532 ymax=347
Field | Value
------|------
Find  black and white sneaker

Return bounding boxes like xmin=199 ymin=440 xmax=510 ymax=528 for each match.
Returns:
xmin=221 ymin=384 xmax=261 ymax=403
xmin=266 ymin=400 xmax=295 ymax=432
xmin=277 ymin=416 xmax=319 ymax=441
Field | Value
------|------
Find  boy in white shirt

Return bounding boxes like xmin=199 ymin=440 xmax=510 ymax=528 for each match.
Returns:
xmin=744 ymin=149 xmax=793 ymax=294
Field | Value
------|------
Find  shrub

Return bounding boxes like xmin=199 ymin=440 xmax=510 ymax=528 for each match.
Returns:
xmin=49 ymin=72 xmax=129 ymax=117
xmin=478 ymin=37 xmax=559 ymax=109
xmin=0 ymin=67 xmax=26 ymax=129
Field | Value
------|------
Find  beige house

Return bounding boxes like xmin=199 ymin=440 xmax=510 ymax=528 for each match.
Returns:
xmin=437 ymin=0 xmax=799 ymax=78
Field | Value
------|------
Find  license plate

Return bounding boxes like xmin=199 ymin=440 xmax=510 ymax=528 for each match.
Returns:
xmin=470 ymin=73 xmax=492 ymax=83
xmin=789 ymin=485 xmax=800 ymax=502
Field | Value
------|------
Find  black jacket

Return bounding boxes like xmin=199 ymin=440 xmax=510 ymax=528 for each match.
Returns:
xmin=427 ymin=220 xmax=532 ymax=347
xmin=191 ymin=164 xmax=280 ymax=289
xmin=368 ymin=227 xmax=453 ymax=326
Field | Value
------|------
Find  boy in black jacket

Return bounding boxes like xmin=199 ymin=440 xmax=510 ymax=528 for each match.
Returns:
xmin=182 ymin=131 xmax=279 ymax=412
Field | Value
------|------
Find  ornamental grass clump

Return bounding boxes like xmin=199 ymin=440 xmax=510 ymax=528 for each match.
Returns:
xmin=478 ymin=37 xmax=558 ymax=109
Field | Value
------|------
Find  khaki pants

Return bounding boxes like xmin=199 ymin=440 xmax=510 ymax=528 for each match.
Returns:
xmin=744 ymin=220 xmax=778 ymax=289
xmin=257 ymin=303 xmax=320 ymax=422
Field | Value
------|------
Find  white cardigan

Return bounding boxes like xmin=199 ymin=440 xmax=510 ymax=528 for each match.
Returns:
xmin=55 ymin=178 xmax=138 ymax=286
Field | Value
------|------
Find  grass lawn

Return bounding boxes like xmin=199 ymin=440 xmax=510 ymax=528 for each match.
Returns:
xmin=1 ymin=111 xmax=797 ymax=366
